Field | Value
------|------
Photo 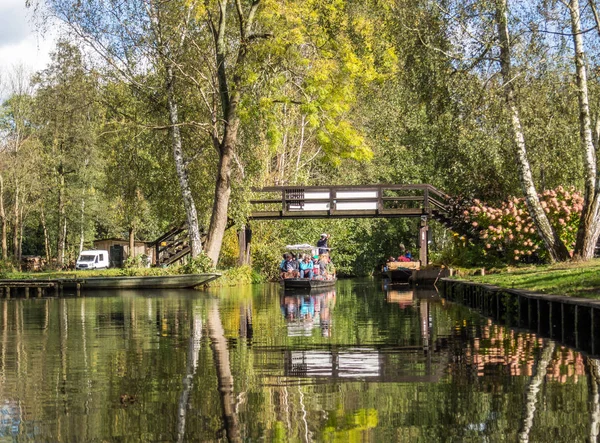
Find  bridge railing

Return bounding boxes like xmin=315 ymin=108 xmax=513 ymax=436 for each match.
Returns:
xmin=249 ymin=184 xmax=449 ymax=220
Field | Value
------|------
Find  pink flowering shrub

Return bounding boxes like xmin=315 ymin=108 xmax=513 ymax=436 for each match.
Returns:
xmin=448 ymin=186 xmax=582 ymax=263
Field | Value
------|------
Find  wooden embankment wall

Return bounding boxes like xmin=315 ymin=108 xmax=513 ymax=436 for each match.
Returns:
xmin=0 ymin=280 xmax=83 ymax=298
xmin=441 ymin=278 xmax=600 ymax=355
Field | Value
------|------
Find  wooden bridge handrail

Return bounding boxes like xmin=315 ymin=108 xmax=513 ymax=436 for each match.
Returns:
xmin=251 ymin=195 xmax=426 ymax=205
xmin=253 ymin=184 xmax=436 ymax=193
xmin=429 ymin=196 xmax=449 ymax=211
xmin=424 ymin=184 xmax=451 ymax=200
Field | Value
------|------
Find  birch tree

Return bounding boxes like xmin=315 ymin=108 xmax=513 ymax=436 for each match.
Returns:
xmin=495 ymin=0 xmax=571 ymax=261
xmin=563 ymin=0 xmax=600 ymax=260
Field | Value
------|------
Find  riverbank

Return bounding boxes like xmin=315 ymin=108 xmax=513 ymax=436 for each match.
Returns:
xmin=1 ymin=264 xmax=265 ymax=288
xmin=462 ymin=259 xmax=600 ymax=299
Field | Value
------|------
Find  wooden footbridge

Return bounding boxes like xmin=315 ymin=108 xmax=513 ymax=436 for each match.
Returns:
xmin=148 ymin=184 xmax=452 ymax=267
xmin=248 ymin=184 xmax=451 ymax=265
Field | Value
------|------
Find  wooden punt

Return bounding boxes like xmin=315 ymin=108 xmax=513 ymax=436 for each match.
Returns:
xmin=59 ymin=273 xmax=221 ymax=290
xmin=384 ymin=261 xmax=420 ymax=283
xmin=282 ymin=277 xmax=337 ymax=291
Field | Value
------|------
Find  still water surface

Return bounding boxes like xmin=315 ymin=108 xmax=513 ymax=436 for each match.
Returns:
xmin=0 ymin=279 xmax=595 ymax=442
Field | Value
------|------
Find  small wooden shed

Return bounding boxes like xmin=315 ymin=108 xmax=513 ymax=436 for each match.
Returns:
xmin=93 ymin=238 xmax=154 ymax=268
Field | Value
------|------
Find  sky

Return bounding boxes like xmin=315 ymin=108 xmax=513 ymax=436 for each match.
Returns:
xmin=0 ymin=0 xmax=55 ymax=76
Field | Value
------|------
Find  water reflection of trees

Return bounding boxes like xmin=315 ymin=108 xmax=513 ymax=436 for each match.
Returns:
xmin=456 ymin=319 xmax=585 ymax=382
xmin=0 ymin=284 xmax=597 ymax=441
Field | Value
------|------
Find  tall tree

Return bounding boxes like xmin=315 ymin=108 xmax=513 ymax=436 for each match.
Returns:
xmin=33 ymin=41 xmax=100 ymax=267
xmin=565 ymin=0 xmax=600 ymax=259
xmin=495 ymin=0 xmax=570 ymax=261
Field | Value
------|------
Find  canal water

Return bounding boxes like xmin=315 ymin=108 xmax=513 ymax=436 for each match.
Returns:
xmin=0 ymin=279 xmax=595 ymax=442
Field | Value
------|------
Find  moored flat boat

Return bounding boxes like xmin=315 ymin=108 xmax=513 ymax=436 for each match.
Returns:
xmin=384 ymin=261 xmax=420 ymax=283
xmin=59 ymin=273 xmax=221 ymax=290
xmin=282 ymin=278 xmax=337 ymax=290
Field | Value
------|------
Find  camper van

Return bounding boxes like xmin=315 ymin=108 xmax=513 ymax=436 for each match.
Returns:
xmin=76 ymin=250 xmax=110 ymax=270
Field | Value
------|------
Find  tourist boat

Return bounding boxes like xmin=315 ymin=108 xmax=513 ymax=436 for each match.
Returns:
xmin=384 ymin=261 xmax=420 ymax=283
xmin=282 ymin=277 xmax=337 ymax=291
xmin=280 ymin=243 xmax=336 ymax=291
xmin=59 ymin=273 xmax=221 ymax=290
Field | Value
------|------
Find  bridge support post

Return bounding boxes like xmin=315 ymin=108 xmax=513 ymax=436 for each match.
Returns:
xmin=238 ymin=226 xmax=252 ymax=265
xmin=419 ymin=216 xmax=429 ymax=266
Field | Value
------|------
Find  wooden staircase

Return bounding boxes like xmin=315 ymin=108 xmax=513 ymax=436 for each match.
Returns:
xmin=151 ymin=224 xmax=191 ymax=266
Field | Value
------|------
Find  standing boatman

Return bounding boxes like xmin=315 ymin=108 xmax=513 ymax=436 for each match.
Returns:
xmin=317 ymin=233 xmax=330 ymax=255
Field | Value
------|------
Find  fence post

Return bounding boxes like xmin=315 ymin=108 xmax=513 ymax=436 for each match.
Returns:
xmin=419 ymin=216 xmax=429 ymax=266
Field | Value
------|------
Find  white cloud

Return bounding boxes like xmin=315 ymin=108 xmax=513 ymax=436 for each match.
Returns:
xmin=0 ymin=0 xmax=55 ymax=74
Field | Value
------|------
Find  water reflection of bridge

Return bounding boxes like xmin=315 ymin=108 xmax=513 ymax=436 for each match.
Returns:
xmin=283 ymin=344 xmax=446 ymax=383
xmin=275 ymin=289 xmax=449 ymax=383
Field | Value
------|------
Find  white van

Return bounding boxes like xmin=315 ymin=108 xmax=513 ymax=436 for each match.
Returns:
xmin=76 ymin=250 xmax=110 ymax=270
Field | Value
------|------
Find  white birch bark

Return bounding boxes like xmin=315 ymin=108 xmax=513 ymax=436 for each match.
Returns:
xmin=0 ymin=175 xmax=7 ymax=260
xmin=496 ymin=0 xmax=570 ymax=262
xmin=518 ymin=341 xmax=555 ymax=443
xmin=568 ymin=0 xmax=600 ymax=259
xmin=166 ymin=65 xmax=203 ymax=258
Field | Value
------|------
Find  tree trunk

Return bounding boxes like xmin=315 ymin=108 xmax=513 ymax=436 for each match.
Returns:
xmin=205 ymin=142 xmax=234 ymax=265
xmin=569 ymin=0 xmax=600 ymax=260
xmin=496 ymin=0 xmax=570 ymax=262
xmin=18 ymin=205 xmax=24 ymax=268
xmin=0 ymin=175 xmax=7 ymax=260
xmin=128 ymin=226 xmax=135 ymax=259
xmin=204 ymin=0 xmax=261 ymax=266
xmin=61 ymin=216 xmax=67 ymax=267
xmin=57 ymin=173 xmax=66 ymax=267
xmin=79 ymin=199 xmax=85 ymax=255
xmin=207 ymin=300 xmax=241 ymax=443
xmin=166 ymin=65 xmax=203 ymax=258
xmin=41 ymin=206 xmax=51 ymax=261
xmin=12 ymin=182 xmax=19 ymax=261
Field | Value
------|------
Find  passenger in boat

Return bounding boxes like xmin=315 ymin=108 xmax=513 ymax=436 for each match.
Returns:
xmin=321 ymin=254 xmax=336 ymax=279
xmin=312 ymin=255 xmax=321 ymax=278
xmin=405 ymin=251 xmax=412 ymax=260
xmin=291 ymin=253 xmax=300 ymax=271
xmin=397 ymin=254 xmax=410 ymax=262
xmin=299 ymin=255 xmax=314 ymax=279
xmin=279 ymin=253 xmax=288 ymax=271
xmin=317 ymin=233 xmax=330 ymax=255
xmin=280 ymin=253 xmax=299 ymax=279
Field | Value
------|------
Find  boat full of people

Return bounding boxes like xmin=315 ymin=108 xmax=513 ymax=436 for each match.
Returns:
xmin=280 ymin=236 xmax=337 ymax=291
xmin=383 ymin=251 xmax=420 ymax=283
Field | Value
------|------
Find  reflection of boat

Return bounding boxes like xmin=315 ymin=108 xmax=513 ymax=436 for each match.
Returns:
xmin=282 ymin=278 xmax=337 ymax=290
xmin=384 ymin=261 xmax=420 ymax=283
xmin=386 ymin=290 xmax=414 ymax=308
xmin=280 ymin=290 xmax=337 ymax=337
xmin=60 ymin=273 xmax=220 ymax=290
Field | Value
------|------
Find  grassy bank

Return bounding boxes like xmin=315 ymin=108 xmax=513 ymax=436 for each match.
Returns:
xmin=3 ymin=268 xmax=179 ymax=280
xmin=462 ymin=259 xmax=600 ymax=299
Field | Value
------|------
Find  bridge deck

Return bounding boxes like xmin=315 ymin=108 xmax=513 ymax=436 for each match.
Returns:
xmin=248 ymin=184 xmax=450 ymax=266
xmin=249 ymin=184 xmax=449 ymax=220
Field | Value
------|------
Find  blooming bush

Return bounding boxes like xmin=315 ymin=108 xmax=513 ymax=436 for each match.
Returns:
xmin=448 ymin=186 xmax=583 ymax=263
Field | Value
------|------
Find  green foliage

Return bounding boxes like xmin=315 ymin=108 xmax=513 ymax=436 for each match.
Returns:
xmin=179 ymin=253 xmax=215 ymax=275
xmin=207 ymin=265 xmax=265 ymax=287
xmin=250 ymin=242 xmax=281 ymax=282
xmin=0 ymin=260 xmax=15 ymax=278
xmin=123 ymin=254 xmax=150 ymax=269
